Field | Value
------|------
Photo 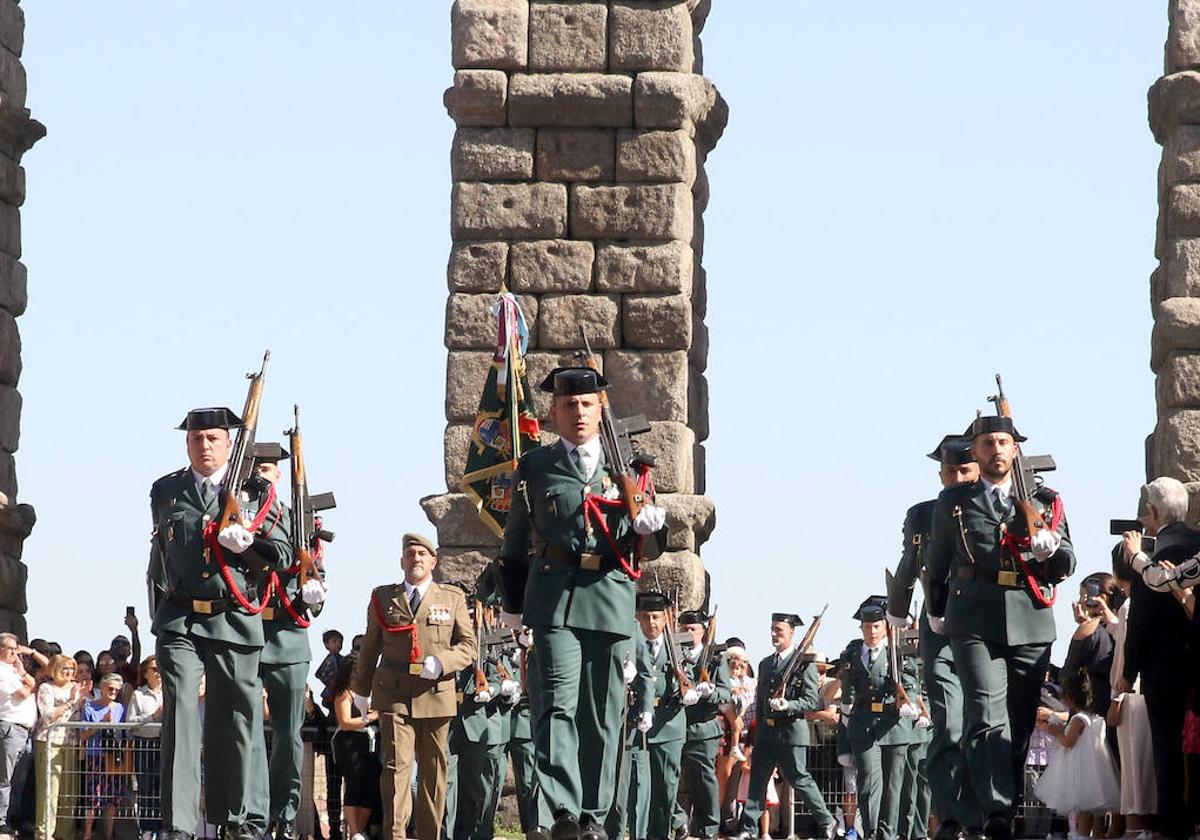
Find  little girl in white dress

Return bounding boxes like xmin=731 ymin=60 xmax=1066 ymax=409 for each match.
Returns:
xmin=1036 ymin=672 xmax=1120 ymax=836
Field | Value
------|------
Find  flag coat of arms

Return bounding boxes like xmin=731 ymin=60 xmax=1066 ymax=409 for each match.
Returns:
xmin=460 ymin=290 xmax=541 ymax=537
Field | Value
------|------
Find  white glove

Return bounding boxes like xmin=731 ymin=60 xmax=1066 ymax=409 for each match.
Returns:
xmin=769 ymin=697 xmax=789 ymax=712
xmin=927 ymin=615 xmax=946 ymax=635
xmin=517 ymin=628 xmax=533 ymax=647
xmin=886 ymin=613 xmax=908 ymax=630
xmin=623 ymin=659 xmax=638 ymax=685
xmin=498 ymin=610 xmax=523 ymax=630
xmin=419 ymin=656 xmax=443 ymax=680
xmin=839 ymin=702 xmax=853 ymax=716
xmin=217 ymin=523 xmax=254 ymax=554
xmin=682 ymin=688 xmax=700 ymax=706
xmin=475 ymin=688 xmax=495 ymax=703
xmin=632 ymin=504 xmax=667 ymax=535
xmin=500 ymin=679 xmax=520 ymax=700
xmin=695 ymin=681 xmax=714 ymax=698
xmin=603 ymin=484 xmax=620 ymax=500
xmin=637 ymin=711 xmax=654 ymax=733
xmin=301 ymin=579 xmax=326 ymax=605
xmin=1030 ymin=529 xmax=1061 ymax=561
xmin=915 ymin=715 xmax=932 ymax=730
xmin=899 ymin=702 xmax=921 ymax=720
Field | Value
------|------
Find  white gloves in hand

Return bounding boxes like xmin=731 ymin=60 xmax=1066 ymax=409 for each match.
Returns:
xmin=927 ymin=615 xmax=946 ymax=635
xmin=301 ymin=579 xmax=326 ymax=605
xmin=623 ymin=659 xmax=638 ymax=685
xmin=681 ymin=688 xmax=700 ymax=706
xmin=419 ymin=656 xmax=443 ymax=680
xmin=899 ymin=703 xmax=921 ymax=720
xmin=218 ymin=523 xmax=254 ymax=554
xmin=500 ymin=679 xmax=520 ymax=700
xmin=637 ymin=711 xmax=654 ymax=733
xmin=475 ymin=688 xmax=495 ymax=703
xmin=885 ymin=613 xmax=908 ymax=630
xmin=695 ymin=681 xmax=714 ymax=698
xmin=916 ymin=715 xmax=932 ymax=730
xmin=517 ymin=628 xmax=533 ymax=647
xmin=632 ymin=504 xmax=667 ymax=535
xmin=498 ymin=611 xmax=523 ymax=630
xmin=1031 ymin=529 xmax=1062 ymax=561
xmin=769 ymin=697 xmax=789 ymax=712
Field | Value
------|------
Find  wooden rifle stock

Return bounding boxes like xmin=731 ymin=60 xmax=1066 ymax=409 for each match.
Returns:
xmin=662 ymin=606 xmax=693 ymax=696
xmin=698 ymin=605 xmax=718 ymax=684
xmin=472 ymin=600 xmax=490 ymax=696
xmin=216 ymin=351 xmax=270 ymax=535
xmin=887 ymin=623 xmax=929 ymax=718
xmin=579 ymin=329 xmax=645 ymax=521
xmin=772 ymin=603 xmax=828 ymax=700
xmin=288 ymin=405 xmax=315 ymax=589
xmin=988 ymin=374 xmax=1048 ymax=539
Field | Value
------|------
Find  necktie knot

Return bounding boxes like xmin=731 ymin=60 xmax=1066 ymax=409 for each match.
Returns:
xmin=994 ymin=488 xmax=1009 ymax=515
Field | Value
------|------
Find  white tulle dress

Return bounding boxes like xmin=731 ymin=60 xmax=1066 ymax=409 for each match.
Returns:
xmin=1035 ymin=712 xmax=1121 ymax=814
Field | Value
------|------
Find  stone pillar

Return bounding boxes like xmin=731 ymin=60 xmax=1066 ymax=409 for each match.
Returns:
xmin=424 ymin=0 xmax=725 ymax=609
xmin=0 ymin=0 xmax=44 ymax=639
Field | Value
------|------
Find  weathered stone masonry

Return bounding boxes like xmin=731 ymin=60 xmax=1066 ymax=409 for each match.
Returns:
xmin=0 ymin=0 xmax=44 ymax=639
xmin=423 ymin=0 xmax=726 ymax=609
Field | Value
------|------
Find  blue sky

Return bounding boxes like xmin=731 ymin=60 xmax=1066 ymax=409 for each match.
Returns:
xmin=17 ymin=2 xmax=1167 ymax=668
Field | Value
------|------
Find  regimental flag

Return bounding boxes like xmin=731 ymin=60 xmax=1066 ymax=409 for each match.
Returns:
xmin=460 ymin=290 xmax=542 ymax=537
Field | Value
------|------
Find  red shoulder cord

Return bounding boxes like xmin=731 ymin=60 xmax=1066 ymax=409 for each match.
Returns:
xmin=581 ymin=464 xmax=654 ymax=581
xmin=999 ymin=495 xmax=1065 ymax=608
xmin=266 ymin=518 xmax=330 ymax=630
xmin=370 ymin=594 xmax=423 ymax=666
xmin=201 ymin=484 xmax=283 ymax=616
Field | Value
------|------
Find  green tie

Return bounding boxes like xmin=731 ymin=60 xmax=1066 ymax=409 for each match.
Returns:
xmin=201 ymin=478 xmax=214 ymax=506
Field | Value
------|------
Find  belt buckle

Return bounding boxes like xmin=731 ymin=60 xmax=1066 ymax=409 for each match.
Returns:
xmin=409 ymin=663 xmax=425 ymax=676
xmin=579 ymin=552 xmax=602 ymax=571
xmin=871 ymin=701 xmax=885 ymax=713
xmin=261 ymin=607 xmax=276 ymax=621
xmin=766 ymin=719 xmax=776 ymax=727
xmin=997 ymin=570 xmax=1019 ymax=587
xmin=192 ymin=599 xmax=213 ymax=615
xmin=456 ymin=692 xmax=465 ymax=704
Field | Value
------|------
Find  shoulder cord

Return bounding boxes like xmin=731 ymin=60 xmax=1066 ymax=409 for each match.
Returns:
xmin=580 ymin=464 xmax=653 ymax=581
xmin=201 ymin=484 xmax=282 ymax=616
xmin=999 ymin=495 xmax=1065 ymax=608
xmin=370 ymin=594 xmax=423 ymax=667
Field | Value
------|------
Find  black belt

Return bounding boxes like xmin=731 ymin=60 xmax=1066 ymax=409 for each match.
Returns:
xmin=540 ymin=542 xmax=615 ymax=572
xmin=957 ymin=566 xmax=1023 ymax=587
xmin=167 ymin=590 xmax=255 ymax=616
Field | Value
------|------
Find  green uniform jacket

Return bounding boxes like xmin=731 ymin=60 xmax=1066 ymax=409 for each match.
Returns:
xmin=682 ymin=652 xmax=732 ymax=741
xmin=644 ymin=638 xmax=686 ymax=745
xmin=840 ymin=639 xmax=916 ymax=750
xmin=148 ymin=467 xmax=292 ymax=647
xmin=753 ymin=650 xmax=819 ymax=747
xmin=888 ymin=500 xmax=934 ymax=623
xmin=924 ymin=480 xmax=1074 ymax=646
xmin=497 ymin=441 xmax=665 ymax=636
xmin=450 ymin=656 xmax=513 ymax=747
xmin=260 ymin=500 xmax=323 ymax=666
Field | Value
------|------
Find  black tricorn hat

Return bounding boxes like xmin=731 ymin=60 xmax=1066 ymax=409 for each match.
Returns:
xmin=539 ymin=366 xmax=609 ymax=396
xmin=927 ymin=434 xmax=975 ymax=465
xmin=770 ymin=612 xmax=804 ymax=627
xmin=967 ymin=415 xmax=1027 ymax=443
xmin=636 ymin=591 xmax=671 ymax=612
xmin=677 ymin=609 xmax=708 ymax=625
xmin=854 ymin=595 xmax=889 ymax=622
xmin=251 ymin=441 xmax=290 ymax=464
xmin=178 ymin=407 xmax=242 ymax=431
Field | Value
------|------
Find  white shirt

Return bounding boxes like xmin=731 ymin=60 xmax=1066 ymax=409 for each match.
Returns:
xmin=981 ymin=475 xmax=1013 ymax=509
xmin=126 ymin=684 xmax=163 ymax=738
xmin=192 ymin=462 xmax=230 ymax=497
xmin=645 ymin=636 xmax=662 ymax=658
xmin=403 ymin=577 xmax=434 ymax=606
xmin=560 ymin=436 xmax=602 ymax=480
xmin=861 ymin=641 xmax=886 ymax=668
xmin=770 ymin=644 xmax=795 ymax=669
xmin=0 ymin=660 xmax=36 ymax=727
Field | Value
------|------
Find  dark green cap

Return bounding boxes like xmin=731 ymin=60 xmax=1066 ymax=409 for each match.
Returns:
xmin=539 ymin=366 xmax=608 ymax=396
xmin=178 ymin=407 xmax=241 ymax=431
xmin=927 ymin=434 xmax=974 ymax=465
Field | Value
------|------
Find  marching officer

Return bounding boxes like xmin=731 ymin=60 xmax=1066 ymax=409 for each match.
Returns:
xmin=147 ymin=408 xmax=293 ymax=840
xmin=732 ymin=613 xmax=834 ymax=840
xmin=508 ymin=632 xmax=549 ymax=834
xmin=925 ymin=415 xmax=1075 ymax=840
xmin=671 ymin=610 xmax=731 ymax=840
xmin=886 ymin=435 xmax=979 ymax=838
xmin=246 ymin=443 xmax=328 ymax=840
xmin=352 ymin=533 xmax=477 ymax=840
xmin=840 ymin=598 xmax=923 ymax=840
xmin=495 ymin=367 xmax=668 ymax=840
xmin=606 ymin=621 xmax=654 ymax=840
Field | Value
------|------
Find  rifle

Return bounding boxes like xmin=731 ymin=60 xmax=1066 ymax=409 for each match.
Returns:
xmin=771 ymin=604 xmax=828 ymax=701
xmin=662 ymin=602 xmax=694 ymax=698
xmin=987 ymin=374 xmax=1049 ymax=541
xmin=215 ymin=351 xmax=270 ymax=537
xmin=577 ymin=328 xmax=652 ymax=522
xmin=698 ymin=604 xmax=718 ymax=684
xmin=471 ymin=600 xmax=490 ymax=697
xmin=285 ymin=405 xmax=337 ymax=590
xmin=886 ymin=617 xmax=928 ymax=718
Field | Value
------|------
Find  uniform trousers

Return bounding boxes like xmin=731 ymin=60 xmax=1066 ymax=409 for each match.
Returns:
xmin=646 ymin=739 xmax=683 ymax=839
xmin=950 ymin=636 xmax=1049 ymax=821
xmin=855 ymin=742 xmax=908 ymax=840
xmin=248 ymin=660 xmax=308 ymax=829
xmin=379 ymin=712 xmax=450 ymax=840
xmin=452 ymin=740 xmax=506 ymax=840
xmin=672 ymin=736 xmax=720 ymax=838
xmin=507 ymin=735 xmax=540 ymax=832
xmin=739 ymin=738 xmax=832 ymax=832
xmin=157 ymin=632 xmax=260 ymax=830
xmin=613 ymin=738 xmax=650 ymax=840
xmin=897 ymin=743 xmax=929 ymax=840
xmin=922 ymin=628 xmax=976 ymax=828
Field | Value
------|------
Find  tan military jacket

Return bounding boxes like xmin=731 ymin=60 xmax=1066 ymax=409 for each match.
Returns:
xmin=352 ymin=580 xmax=477 ymax=719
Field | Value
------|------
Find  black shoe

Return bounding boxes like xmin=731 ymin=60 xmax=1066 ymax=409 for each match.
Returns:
xmin=981 ymin=816 xmax=1011 ymax=840
xmin=671 ymin=826 xmax=687 ymax=840
xmin=579 ymin=822 xmax=607 ymax=840
xmin=226 ymin=825 xmax=261 ymax=840
xmin=274 ymin=823 xmax=297 ymax=840
xmin=162 ymin=831 xmax=195 ymax=840
xmin=550 ymin=813 xmax=582 ymax=840
xmin=934 ymin=821 xmax=963 ymax=840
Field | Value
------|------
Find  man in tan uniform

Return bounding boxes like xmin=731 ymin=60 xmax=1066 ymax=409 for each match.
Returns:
xmin=353 ymin=533 xmax=477 ymax=840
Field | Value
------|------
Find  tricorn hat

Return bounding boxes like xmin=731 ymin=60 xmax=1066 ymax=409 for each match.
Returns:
xmin=854 ymin=595 xmax=889 ymax=622
xmin=539 ymin=366 xmax=608 ymax=396
xmin=636 ymin=591 xmax=671 ymax=612
xmin=177 ymin=407 xmax=242 ymax=431
xmin=967 ymin=415 xmax=1027 ymax=443
xmin=677 ymin=609 xmax=708 ymax=625
xmin=927 ymin=434 xmax=974 ymax=465
xmin=770 ymin=612 xmax=804 ymax=627
xmin=251 ymin=441 xmax=290 ymax=464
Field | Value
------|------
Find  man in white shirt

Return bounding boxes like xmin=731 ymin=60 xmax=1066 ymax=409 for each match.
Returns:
xmin=0 ymin=632 xmax=37 ymax=831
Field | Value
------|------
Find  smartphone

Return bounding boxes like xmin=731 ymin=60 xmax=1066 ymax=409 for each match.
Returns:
xmin=1084 ymin=581 xmax=1101 ymax=609
xmin=126 ymin=606 xmax=135 ymax=618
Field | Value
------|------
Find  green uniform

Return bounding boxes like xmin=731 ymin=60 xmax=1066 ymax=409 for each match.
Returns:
xmin=840 ymin=638 xmax=918 ymax=840
xmin=672 ymin=651 xmax=731 ymax=839
xmin=445 ymin=653 xmax=513 ymax=840
xmin=631 ymin=636 xmax=687 ymax=840
xmin=498 ymin=440 xmax=665 ymax=826
xmin=737 ymin=650 xmax=832 ymax=836
xmin=889 ymin=499 xmax=977 ymax=829
xmin=147 ymin=466 xmax=292 ymax=833
xmin=898 ymin=692 xmax=931 ymax=840
xmin=609 ymin=627 xmax=655 ymax=840
xmin=925 ymin=480 xmax=1074 ymax=822
xmin=507 ymin=642 xmax=551 ymax=833
xmin=247 ymin=498 xmax=323 ymax=836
